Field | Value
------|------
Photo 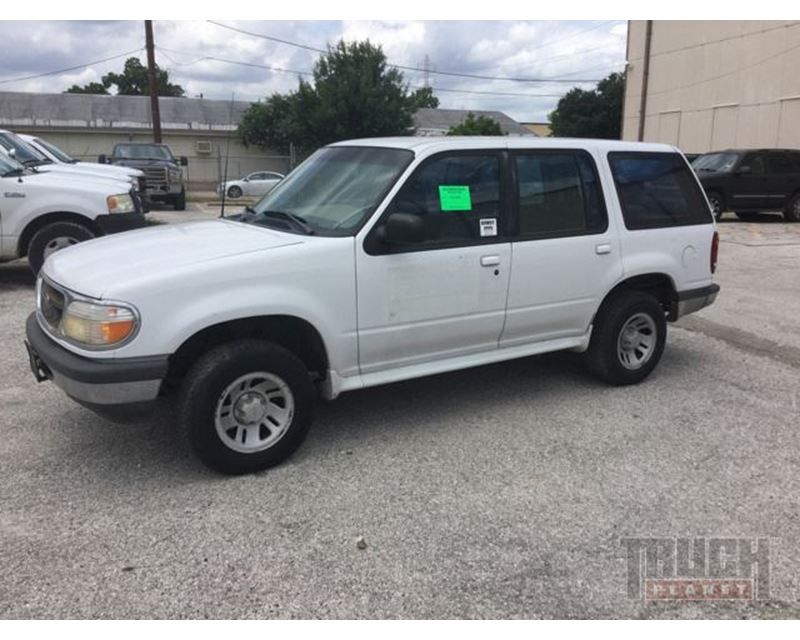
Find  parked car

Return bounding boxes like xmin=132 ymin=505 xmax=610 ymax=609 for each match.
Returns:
xmin=691 ymin=148 xmax=800 ymax=222
xmin=20 ymin=133 xmax=145 ymax=190
xmin=100 ymin=143 xmax=187 ymax=210
xmin=25 ymin=137 xmax=719 ymax=474
xmin=218 ymin=171 xmax=284 ymax=199
xmin=0 ymin=129 xmax=143 ymax=195
xmin=0 ymin=152 xmax=146 ymax=274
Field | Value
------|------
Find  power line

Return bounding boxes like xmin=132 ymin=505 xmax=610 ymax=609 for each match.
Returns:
xmin=0 ymin=47 xmax=144 ymax=86
xmin=206 ymin=20 xmax=617 ymax=84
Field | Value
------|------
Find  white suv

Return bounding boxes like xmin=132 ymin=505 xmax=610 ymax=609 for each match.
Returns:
xmin=25 ymin=137 xmax=719 ymax=474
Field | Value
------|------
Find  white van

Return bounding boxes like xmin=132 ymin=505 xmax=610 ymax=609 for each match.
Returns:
xmin=25 ymin=137 xmax=719 ymax=474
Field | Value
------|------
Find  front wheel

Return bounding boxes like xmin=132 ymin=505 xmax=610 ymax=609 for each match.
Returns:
xmin=706 ymin=192 xmax=725 ymax=222
xmin=27 ymin=221 xmax=95 ymax=275
xmin=178 ymin=340 xmax=315 ymax=474
xmin=227 ymin=185 xmax=243 ymax=199
xmin=584 ymin=291 xmax=667 ymax=386
xmin=173 ymin=188 xmax=186 ymax=211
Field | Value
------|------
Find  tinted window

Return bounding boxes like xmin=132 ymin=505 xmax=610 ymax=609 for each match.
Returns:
xmin=692 ymin=152 xmax=740 ymax=173
xmin=742 ymin=152 xmax=766 ymax=174
xmin=386 ymin=153 xmax=501 ymax=245
xmin=766 ymin=152 xmax=793 ymax=174
xmin=609 ymin=152 xmax=712 ymax=229
xmin=515 ymin=152 xmax=606 ymax=237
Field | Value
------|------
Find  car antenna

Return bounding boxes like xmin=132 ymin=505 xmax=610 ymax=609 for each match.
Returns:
xmin=220 ymin=92 xmax=235 ymax=219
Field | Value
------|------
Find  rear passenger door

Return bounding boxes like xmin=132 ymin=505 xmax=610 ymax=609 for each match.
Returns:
xmin=500 ymin=149 xmax=622 ymax=347
xmin=764 ymin=151 xmax=800 ymax=209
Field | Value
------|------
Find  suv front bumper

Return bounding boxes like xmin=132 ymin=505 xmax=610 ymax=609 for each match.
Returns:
xmin=24 ymin=313 xmax=168 ymax=412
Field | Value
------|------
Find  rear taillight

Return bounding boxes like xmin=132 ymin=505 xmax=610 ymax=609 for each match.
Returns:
xmin=711 ymin=231 xmax=719 ymax=274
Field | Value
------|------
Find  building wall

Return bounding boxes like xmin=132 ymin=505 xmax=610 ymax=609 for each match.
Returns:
xmin=623 ymin=20 xmax=800 ymax=153
xmin=12 ymin=127 xmax=290 ymax=191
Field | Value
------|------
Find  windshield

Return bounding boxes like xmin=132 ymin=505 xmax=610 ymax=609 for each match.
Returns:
xmin=33 ymin=137 xmax=76 ymax=163
xmin=245 ymin=146 xmax=414 ymax=235
xmin=692 ymin=152 xmax=740 ymax=173
xmin=0 ymin=152 xmax=25 ymax=176
xmin=0 ymin=132 xmax=48 ymax=165
xmin=114 ymin=144 xmax=174 ymax=161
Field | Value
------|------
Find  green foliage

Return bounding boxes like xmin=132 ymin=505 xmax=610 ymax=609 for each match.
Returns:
xmin=446 ymin=112 xmax=504 ymax=136
xmin=64 ymin=57 xmax=184 ymax=97
xmin=65 ymin=82 xmax=109 ymax=95
xmin=548 ymin=71 xmax=625 ymax=139
xmin=408 ymin=86 xmax=440 ymax=109
xmin=238 ymin=40 xmax=437 ymax=154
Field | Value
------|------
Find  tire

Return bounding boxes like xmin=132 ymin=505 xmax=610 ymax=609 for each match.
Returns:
xmin=584 ymin=291 xmax=667 ymax=386
xmin=706 ymin=192 xmax=725 ymax=222
xmin=27 ymin=221 xmax=95 ymax=275
xmin=784 ymin=194 xmax=800 ymax=222
xmin=178 ymin=339 xmax=315 ymax=474
xmin=173 ymin=188 xmax=186 ymax=211
xmin=735 ymin=212 xmax=762 ymax=221
xmin=227 ymin=185 xmax=243 ymax=199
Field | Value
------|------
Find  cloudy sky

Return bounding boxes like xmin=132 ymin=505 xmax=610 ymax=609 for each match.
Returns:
xmin=0 ymin=20 xmax=627 ymax=122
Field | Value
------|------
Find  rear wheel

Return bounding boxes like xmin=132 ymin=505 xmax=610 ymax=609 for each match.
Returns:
xmin=784 ymin=194 xmax=800 ymax=222
xmin=27 ymin=221 xmax=95 ymax=275
xmin=178 ymin=339 xmax=315 ymax=474
xmin=584 ymin=291 xmax=667 ymax=386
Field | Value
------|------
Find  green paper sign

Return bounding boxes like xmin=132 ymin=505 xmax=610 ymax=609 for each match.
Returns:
xmin=438 ymin=185 xmax=472 ymax=211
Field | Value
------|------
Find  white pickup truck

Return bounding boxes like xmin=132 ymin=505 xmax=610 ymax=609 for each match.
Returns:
xmin=20 ymin=133 xmax=145 ymax=188
xmin=25 ymin=137 xmax=719 ymax=474
xmin=1 ymin=152 xmax=146 ymax=273
xmin=0 ymin=129 xmax=143 ymax=194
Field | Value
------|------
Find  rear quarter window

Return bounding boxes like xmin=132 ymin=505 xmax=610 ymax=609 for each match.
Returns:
xmin=608 ymin=152 xmax=712 ymax=230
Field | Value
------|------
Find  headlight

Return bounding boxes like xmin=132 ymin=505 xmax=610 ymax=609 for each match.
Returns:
xmin=61 ymin=300 xmax=138 ymax=347
xmin=169 ymin=169 xmax=182 ymax=180
xmin=107 ymin=193 xmax=135 ymax=214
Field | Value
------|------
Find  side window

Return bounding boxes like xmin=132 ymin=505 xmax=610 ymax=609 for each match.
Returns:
xmin=608 ymin=152 xmax=712 ymax=230
xmin=385 ymin=153 xmax=501 ymax=246
xmin=766 ymin=152 xmax=792 ymax=174
xmin=249 ymin=172 xmax=266 ymax=181
xmin=742 ymin=153 xmax=766 ymax=174
xmin=514 ymin=152 xmax=607 ymax=237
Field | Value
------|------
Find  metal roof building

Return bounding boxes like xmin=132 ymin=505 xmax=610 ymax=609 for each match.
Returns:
xmin=413 ymin=108 xmax=534 ymax=136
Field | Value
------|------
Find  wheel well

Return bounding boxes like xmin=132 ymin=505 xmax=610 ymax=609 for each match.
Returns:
xmin=164 ymin=315 xmax=330 ymax=392
xmin=705 ymin=189 xmax=725 ymax=207
xmin=18 ymin=212 xmax=100 ymax=258
xmin=599 ymin=274 xmax=678 ymax=320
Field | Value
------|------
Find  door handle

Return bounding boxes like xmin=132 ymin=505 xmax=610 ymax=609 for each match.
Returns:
xmin=480 ymin=255 xmax=501 ymax=267
xmin=595 ymin=244 xmax=612 ymax=255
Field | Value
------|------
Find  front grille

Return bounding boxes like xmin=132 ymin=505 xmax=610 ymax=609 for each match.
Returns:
xmin=39 ymin=280 xmax=65 ymax=332
xmin=143 ymin=167 xmax=167 ymax=185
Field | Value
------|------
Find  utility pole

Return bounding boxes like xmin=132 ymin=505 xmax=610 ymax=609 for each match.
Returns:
xmin=144 ymin=20 xmax=162 ymax=143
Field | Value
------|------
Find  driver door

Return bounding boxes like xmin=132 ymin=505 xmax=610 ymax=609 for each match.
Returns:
xmin=356 ymin=151 xmax=511 ymax=375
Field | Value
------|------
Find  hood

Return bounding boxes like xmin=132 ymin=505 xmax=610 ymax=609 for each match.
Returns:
xmin=32 ymin=162 xmax=136 ymax=184
xmin=44 ymin=219 xmax=305 ymax=299
xmin=110 ymin=158 xmax=178 ymax=169
xmin=77 ymin=161 xmax=143 ymax=179
xmin=22 ymin=168 xmax=132 ymax=194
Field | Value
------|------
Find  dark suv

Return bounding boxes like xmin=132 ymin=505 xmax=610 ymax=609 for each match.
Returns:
xmin=692 ymin=149 xmax=800 ymax=222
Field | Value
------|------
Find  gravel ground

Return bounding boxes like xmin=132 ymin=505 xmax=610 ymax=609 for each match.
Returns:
xmin=0 ymin=218 xmax=798 ymax=619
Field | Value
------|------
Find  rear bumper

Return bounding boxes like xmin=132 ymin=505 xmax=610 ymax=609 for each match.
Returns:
xmin=25 ymin=313 xmax=168 ymax=409
xmin=94 ymin=212 xmax=148 ymax=235
xmin=673 ymin=283 xmax=720 ymax=319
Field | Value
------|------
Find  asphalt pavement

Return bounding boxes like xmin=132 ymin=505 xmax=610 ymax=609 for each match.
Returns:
xmin=1 ymin=215 xmax=799 ymax=619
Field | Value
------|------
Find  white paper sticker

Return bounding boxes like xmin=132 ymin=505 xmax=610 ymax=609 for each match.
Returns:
xmin=479 ymin=218 xmax=498 ymax=237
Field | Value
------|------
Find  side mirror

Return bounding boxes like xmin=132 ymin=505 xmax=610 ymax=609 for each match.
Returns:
xmin=243 ymin=177 xmax=249 ymax=182
xmin=377 ymin=213 xmax=425 ymax=245
xmin=98 ymin=154 xmax=107 ymax=164
xmin=8 ymin=149 xmax=16 ymax=159
xmin=735 ymin=165 xmax=752 ymax=175
xmin=179 ymin=156 xmax=188 ymax=167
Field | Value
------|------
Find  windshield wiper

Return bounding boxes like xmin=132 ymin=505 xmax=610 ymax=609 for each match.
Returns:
xmin=244 ymin=208 xmax=315 ymax=235
xmin=2 ymin=168 xmax=24 ymax=178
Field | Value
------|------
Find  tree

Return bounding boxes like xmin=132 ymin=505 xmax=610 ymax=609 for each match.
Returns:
xmin=65 ymin=81 xmax=109 ymax=95
xmin=548 ymin=71 xmax=625 ymax=139
xmin=64 ymin=57 xmax=185 ymax=97
xmin=238 ymin=40 xmax=435 ymax=154
xmin=447 ymin=112 xmax=504 ymax=136
xmin=409 ymin=86 xmax=440 ymax=109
